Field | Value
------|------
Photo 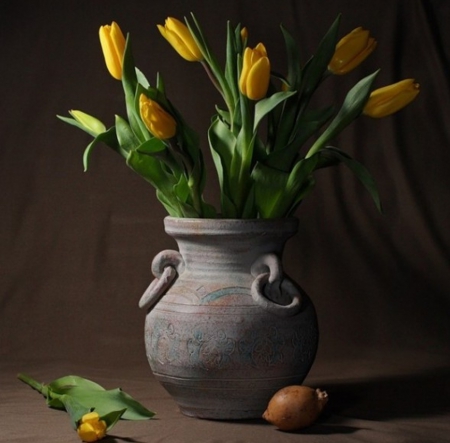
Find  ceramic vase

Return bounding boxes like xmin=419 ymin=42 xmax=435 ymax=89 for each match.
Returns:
xmin=139 ymin=217 xmax=318 ymax=419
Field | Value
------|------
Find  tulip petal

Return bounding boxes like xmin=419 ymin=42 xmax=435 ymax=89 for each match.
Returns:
xmin=239 ymin=47 xmax=253 ymax=95
xmin=139 ymin=94 xmax=177 ymax=139
xmin=329 ymin=27 xmax=376 ymax=75
xmin=246 ymin=57 xmax=271 ymax=101
xmin=363 ymin=79 xmax=420 ymax=118
xmin=166 ymin=17 xmax=203 ymax=60
xmin=239 ymin=44 xmax=271 ymax=100
xmin=158 ymin=17 xmax=203 ymax=61
xmin=110 ymin=22 xmax=126 ymax=63
xmin=99 ymin=22 xmax=125 ymax=80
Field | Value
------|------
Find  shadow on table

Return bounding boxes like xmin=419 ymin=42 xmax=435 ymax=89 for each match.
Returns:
xmin=105 ymin=437 xmax=146 ymax=443
xmin=322 ymin=365 xmax=450 ymax=420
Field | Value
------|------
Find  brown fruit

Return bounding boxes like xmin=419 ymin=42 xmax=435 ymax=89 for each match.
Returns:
xmin=262 ymin=385 xmax=328 ymax=431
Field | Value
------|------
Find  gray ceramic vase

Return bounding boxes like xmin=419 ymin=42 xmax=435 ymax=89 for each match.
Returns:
xmin=139 ymin=217 xmax=318 ymax=419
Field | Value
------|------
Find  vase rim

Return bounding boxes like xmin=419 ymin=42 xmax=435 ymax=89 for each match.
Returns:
xmin=163 ymin=216 xmax=299 ymax=236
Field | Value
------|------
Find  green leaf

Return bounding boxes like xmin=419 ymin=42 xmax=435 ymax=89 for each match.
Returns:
xmin=208 ymin=117 xmax=238 ymax=215
xmin=155 ymin=190 xmax=183 ymax=217
xmin=319 ymin=146 xmax=382 ymax=212
xmin=173 ymin=174 xmax=190 ymax=204
xmin=252 ymin=155 xmax=320 ymax=218
xmin=18 ymin=373 xmax=154 ymax=431
xmin=49 ymin=394 xmax=91 ymax=429
xmin=280 ymin=25 xmax=302 ymax=91
xmin=156 ymin=72 xmax=165 ymax=94
xmin=186 ymin=13 xmax=213 ymax=61
xmin=82 ymin=126 xmax=121 ymax=171
xmin=126 ymin=149 xmax=172 ymax=191
xmin=48 ymin=375 xmax=106 ymax=392
xmin=284 ymin=156 xmax=319 ymax=214
xmin=122 ymin=34 xmax=138 ymax=95
xmin=287 ymin=176 xmax=316 ymax=217
xmin=115 ymin=115 xmax=140 ymax=153
xmin=101 ymin=409 xmax=127 ymax=431
xmin=307 ymin=70 xmax=379 ymax=157
xmin=57 ymin=113 xmax=105 ymax=138
xmin=186 ymin=13 xmax=234 ymax=111
xmin=254 ymin=91 xmax=296 ymax=131
xmin=241 ymin=183 xmax=257 ymax=219
xmin=266 ymin=106 xmax=335 ymax=170
xmin=136 ymin=68 xmax=150 ymax=88
xmin=267 ymin=94 xmax=300 ymax=154
xmin=225 ymin=21 xmax=239 ymax=103
xmin=300 ymin=14 xmax=341 ymax=97
xmin=137 ymin=137 xmax=166 ymax=155
xmin=121 ymin=35 xmax=148 ymax=143
xmin=252 ymin=162 xmax=289 ymax=218
xmin=127 ymin=150 xmax=185 ymax=216
xmin=57 ymin=115 xmax=89 ymax=133
xmin=46 ymin=378 xmax=154 ymax=420
xmin=215 ymin=106 xmax=230 ymax=122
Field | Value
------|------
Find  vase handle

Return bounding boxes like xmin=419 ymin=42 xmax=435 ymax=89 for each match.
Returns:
xmin=139 ymin=249 xmax=185 ymax=311
xmin=250 ymin=253 xmax=302 ymax=317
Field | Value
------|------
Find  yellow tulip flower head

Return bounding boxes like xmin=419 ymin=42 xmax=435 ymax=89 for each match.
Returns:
xmin=77 ymin=412 xmax=107 ymax=442
xmin=139 ymin=94 xmax=177 ymax=139
xmin=99 ymin=21 xmax=126 ymax=80
xmin=69 ymin=110 xmax=106 ymax=136
xmin=158 ymin=17 xmax=203 ymax=62
xmin=239 ymin=43 xmax=271 ymax=101
xmin=363 ymin=79 xmax=420 ymax=118
xmin=328 ymin=27 xmax=377 ymax=75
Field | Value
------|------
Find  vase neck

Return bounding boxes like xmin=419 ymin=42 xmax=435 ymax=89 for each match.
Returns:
xmin=164 ymin=217 xmax=298 ymax=274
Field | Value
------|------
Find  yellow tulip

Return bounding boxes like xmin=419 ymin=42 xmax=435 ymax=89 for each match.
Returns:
xmin=239 ymin=43 xmax=271 ymax=101
xmin=77 ymin=412 xmax=107 ymax=442
xmin=139 ymin=94 xmax=177 ymax=139
xmin=363 ymin=79 xmax=420 ymax=118
xmin=99 ymin=21 xmax=126 ymax=80
xmin=328 ymin=27 xmax=377 ymax=75
xmin=157 ymin=17 xmax=203 ymax=62
xmin=69 ymin=110 xmax=106 ymax=135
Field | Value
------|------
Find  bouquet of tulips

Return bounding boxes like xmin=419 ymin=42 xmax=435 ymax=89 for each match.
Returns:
xmin=59 ymin=14 xmax=419 ymax=218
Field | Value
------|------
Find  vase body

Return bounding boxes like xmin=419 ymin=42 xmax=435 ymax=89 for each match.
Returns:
xmin=140 ymin=217 xmax=318 ymax=419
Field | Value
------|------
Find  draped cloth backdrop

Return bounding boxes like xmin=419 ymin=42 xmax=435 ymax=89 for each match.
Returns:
xmin=1 ymin=1 xmax=449 ymax=442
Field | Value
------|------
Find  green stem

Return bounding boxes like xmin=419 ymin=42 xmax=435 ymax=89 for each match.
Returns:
xmin=201 ymin=62 xmax=225 ymax=101
xmin=189 ymin=178 xmax=203 ymax=217
xmin=200 ymin=61 xmax=235 ymax=121
xmin=17 ymin=373 xmax=49 ymax=398
xmin=167 ymin=139 xmax=203 ymax=217
xmin=234 ymin=96 xmax=255 ymax=215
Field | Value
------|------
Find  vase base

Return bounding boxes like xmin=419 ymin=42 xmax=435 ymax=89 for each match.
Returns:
xmin=156 ymin=372 xmax=310 ymax=420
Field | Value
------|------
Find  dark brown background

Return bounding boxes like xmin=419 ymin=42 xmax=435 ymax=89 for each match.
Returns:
xmin=1 ymin=0 xmax=450 ymax=442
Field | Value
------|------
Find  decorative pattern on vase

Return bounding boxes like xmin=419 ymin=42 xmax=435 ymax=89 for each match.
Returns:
xmin=187 ymin=328 xmax=235 ymax=370
xmin=147 ymin=319 xmax=181 ymax=365
xmin=147 ymin=308 xmax=318 ymax=373
xmin=238 ymin=326 xmax=284 ymax=368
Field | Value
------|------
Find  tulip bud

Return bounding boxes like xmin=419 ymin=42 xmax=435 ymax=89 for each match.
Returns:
xmin=99 ymin=21 xmax=126 ymax=80
xmin=239 ymin=43 xmax=271 ymax=101
xmin=77 ymin=412 xmax=107 ymax=442
xmin=69 ymin=110 xmax=106 ymax=136
xmin=240 ymin=27 xmax=248 ymax=43
xmin=157 ymin=17 xmax=203 ymax=62
xmin=363 ymin=79 xmax=420 ymax=118
xmin=139 ymin=94 xmax=177 ymax=139
xmin=328 ymin=27 xmax=377 ymax=75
